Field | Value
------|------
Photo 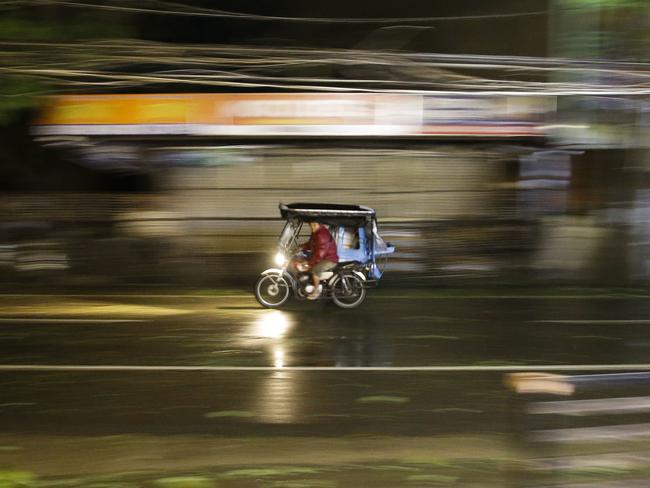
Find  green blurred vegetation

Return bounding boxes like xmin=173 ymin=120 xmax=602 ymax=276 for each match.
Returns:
xmin=153 ymin=477 xmax=215 ymax=488
xmin=0 ymin=11 xmax=133 ymax=45
xmin=555 ymin=0 xmax=650 ymax=61
xmin=0 ymin=9 xmax=133 ymax=125
xmin=0 ymin=78 xmax=44 ymax=125
xmin=561 ymin=0 xmax=643 ymax=7
xmin=0 ymin=471 xmax=37 ymax=488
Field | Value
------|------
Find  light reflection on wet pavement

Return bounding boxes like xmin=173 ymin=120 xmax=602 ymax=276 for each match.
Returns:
xmin=0 ymin=294 xmax=648 ymax=368
xmin=2 ymin=291 xmax=650 ymax=486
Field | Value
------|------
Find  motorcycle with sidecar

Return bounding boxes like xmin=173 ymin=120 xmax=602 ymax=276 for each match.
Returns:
xmin=254 ymin=203 xmax=395 ymax=309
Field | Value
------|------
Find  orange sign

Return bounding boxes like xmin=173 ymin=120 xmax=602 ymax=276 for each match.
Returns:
xmin=34 ymin=93 xmax=548 ymax=138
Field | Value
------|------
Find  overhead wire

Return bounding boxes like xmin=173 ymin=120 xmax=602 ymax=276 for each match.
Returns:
xmin=12 ymin=0 xmax=548 ymax=24
xmin=2 ymin=39 xmax=650 ymax=95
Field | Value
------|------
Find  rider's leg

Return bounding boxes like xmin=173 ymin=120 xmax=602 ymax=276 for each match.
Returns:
xmin=307 ymin=260 xmax=335 ymax=300
xmin=307 ymin=261 xmax=328 ymax=299
xmin=307 ymin=270 xmax=321 ymax=299
xmin=311 ymin=272 xmax=320 ymax=289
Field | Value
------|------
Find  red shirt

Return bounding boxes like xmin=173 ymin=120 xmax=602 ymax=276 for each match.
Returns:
xmin=305 ymin=226 xmax=339 ymax=267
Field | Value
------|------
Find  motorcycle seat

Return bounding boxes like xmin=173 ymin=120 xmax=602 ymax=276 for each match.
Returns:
xmin=334 ymin=261 xmax=362 ymax=271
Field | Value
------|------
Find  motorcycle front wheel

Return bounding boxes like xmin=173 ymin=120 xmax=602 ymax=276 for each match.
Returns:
xmin=331 ymin=273 xmax=366 ymax=309
xmin=255 ymin=274 xmax=291 ymax=308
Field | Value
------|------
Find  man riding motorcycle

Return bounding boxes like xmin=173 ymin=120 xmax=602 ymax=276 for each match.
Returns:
xmin=295 ymin=221 xmax=339 ymax=300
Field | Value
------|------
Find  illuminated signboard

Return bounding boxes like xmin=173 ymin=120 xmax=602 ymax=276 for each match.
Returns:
xmin=34 ymin=93 xmax=550 ymax=138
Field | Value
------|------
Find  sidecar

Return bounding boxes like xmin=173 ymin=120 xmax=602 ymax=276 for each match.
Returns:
xmin=278 ymin=203 xmax=395 ymax=279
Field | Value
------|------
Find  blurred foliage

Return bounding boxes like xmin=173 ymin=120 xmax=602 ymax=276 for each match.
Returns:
xmin=0 ymin=78 xmax=45 ymax=126
xmin=554 ymin=0 xmax=650 ymax=62
xmin=561 ymin=0 xmax=644 ymax=7
xmin=153 ymin=477 xmax=216 ymax=488
xmin=0 ymin=471 xmax=37 ymax=488
xmin=0 ymin=11 xmax=133 ymax=125
xmin=0 ymin=12 xmax=133 ymax=42
xmin=220 ymin=468 xmax=320 ymax=479
xmin=0 ymin=17 xmax=57 ymax=40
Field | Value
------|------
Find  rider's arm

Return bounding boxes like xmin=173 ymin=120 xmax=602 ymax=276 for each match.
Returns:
xmin=307 ymin=232 xmax=328 ymax=267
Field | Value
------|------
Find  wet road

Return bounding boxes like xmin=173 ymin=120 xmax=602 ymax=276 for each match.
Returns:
xmin=2 ymin=289 xmax=650 ymax=486
xmin=3 ymin=291 xmax=650 ymax=369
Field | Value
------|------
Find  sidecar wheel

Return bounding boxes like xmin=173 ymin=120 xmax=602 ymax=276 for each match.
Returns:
xmin=255 ymin=274 xmax=291 ymax=308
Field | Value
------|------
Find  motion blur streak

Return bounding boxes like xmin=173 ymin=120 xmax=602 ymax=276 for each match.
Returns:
xmin=2 ymin=1 xmax=650 ymax=487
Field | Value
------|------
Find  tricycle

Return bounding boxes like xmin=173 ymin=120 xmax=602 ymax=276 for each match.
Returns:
xmin=254 ymin=203 xmax=395 ymax=309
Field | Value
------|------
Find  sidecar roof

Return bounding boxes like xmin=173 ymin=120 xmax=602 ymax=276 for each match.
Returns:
xmin=279 ymin=203 xmax=375 ymax=225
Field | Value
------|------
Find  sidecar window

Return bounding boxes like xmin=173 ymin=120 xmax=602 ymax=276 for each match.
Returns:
xmin=333 ymin=226 xmax=368 ymax=263
xmin=340 ymin=227 xmax=360 ymax=249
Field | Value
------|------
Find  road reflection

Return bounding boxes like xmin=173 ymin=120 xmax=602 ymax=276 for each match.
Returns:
xmin=253 ymin=310 xmax=293 ymax=339
xmin=253 ymin=311 xmax=292 ymax=370
xmin=255 ymin=369 xmax=303 ymax=423
xmin=274 ymin=347 xmax=285 ymax=368
xmin=239 ymin=307 xmax=395 ymax=368
xmin=246 ymin=310 xmax=300 ymax=422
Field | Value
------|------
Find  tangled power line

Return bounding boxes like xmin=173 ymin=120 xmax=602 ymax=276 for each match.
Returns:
xmin=4 ymin=0 xmax=548 ymax=23
xmin=1 ymin=40 xmax=650 ymax=96
xmin=0 ymin=1 xmax=648 ymax=96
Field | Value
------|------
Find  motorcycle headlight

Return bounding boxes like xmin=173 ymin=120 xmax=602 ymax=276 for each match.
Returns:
xmin=274 ymin=252 xmax=287 ymax=266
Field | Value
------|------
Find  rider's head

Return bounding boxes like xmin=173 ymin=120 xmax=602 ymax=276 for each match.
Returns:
xmin=308 ymin=221 xmax=321 ymax=233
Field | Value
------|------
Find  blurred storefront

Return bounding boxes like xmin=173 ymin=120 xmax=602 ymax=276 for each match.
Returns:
xmin=541 ymin=0 xmax=650 ymax=283
xmin=2 ymin=89 xmax=648 ymax=286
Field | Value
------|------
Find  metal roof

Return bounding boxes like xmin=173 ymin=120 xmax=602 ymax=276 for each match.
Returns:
xmin=279 ymin=203 xmax=375 ymax=220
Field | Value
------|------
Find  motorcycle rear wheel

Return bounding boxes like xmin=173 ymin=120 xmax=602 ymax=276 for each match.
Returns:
xmin=332 ymin=274 xmax=366 ymax=309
